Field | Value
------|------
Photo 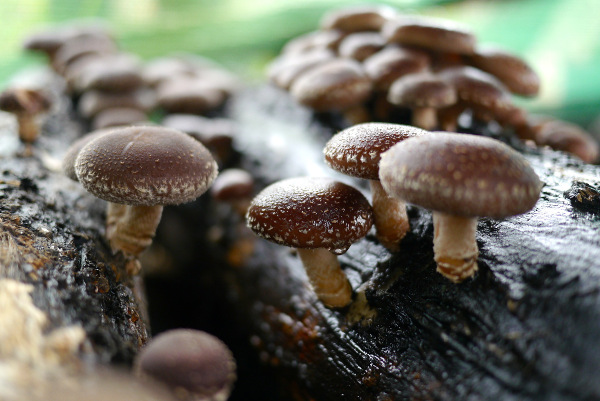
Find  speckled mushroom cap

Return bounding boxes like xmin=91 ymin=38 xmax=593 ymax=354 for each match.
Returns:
xmin=379 ymin=133 xmax=542 ymax=218
xmin=289 ymin=58 xmax=372 ymax=112
xmin=246 ymin=177 xmax=373 ymax=253
xmin=324 ymin=122 xmax=427 ymax=180
xmin=74 ymin=125 xmax=218 ymax=206
xmin=135 ymin=329 xmax=236 ymax=400
xmin=382 ymin=15 xmax=476 ymax=55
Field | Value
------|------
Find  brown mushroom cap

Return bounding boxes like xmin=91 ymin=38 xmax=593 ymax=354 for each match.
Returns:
xmin=281 ymin=30 xmax=346 ymax=55
xmin=156 ymin=77 xmax=226 ymax=115
xmin=74 ymin=125 xmax=218 ymax=206
xmin=467 ymin=46 xmax=540 ymax=97
xmin=324 ymin=122 xmax=427 ymax=180
xmin=246 ymin=177 xmax=373 ymax=253
xmin=320 ymin=5 xmax=398 ymax=32
xmin=379 ymin=133 xmax=542 ymax=218
xmin=62 ymin=128 xmax=112 ymax=181
xmin=337 ymin=32 xmax=386 ymax=61
xmin=363 ymin=45 xmax=430 ymax=91
xmin=211 ymin=168 xmax=254 ymax=202
xmin=267 ymin=48 xmax=336 ymax=90
xmin=0 ymin=88 xmax=51 ymax=115
xmin=135 ymin=329 xmax=236 ymax=400
xmin=76 ymin=53 xmax=144 ymax=93
xmin=382 ymin=15 xmax=476 ymax=55
xmin=388 ymin=72 xmax=457 ymax=109
xmin=289 ymin=58 xmax=372 ymax=112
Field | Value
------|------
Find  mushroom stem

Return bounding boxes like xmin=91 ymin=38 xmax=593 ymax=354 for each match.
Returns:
xmin=107 ymin=204 xmax=163 ymax=257
xmin=370 ymin=180 xmax=409 ymax=252
xmin=17 ymin=114 xmax=39 ymax=144
xmin=296 ymin=248 xmax=352 ymax=308
xmin=412 ymin=106 xmax=437 ymax=130
xmin=106 ymin=202 xmax=127 ymax=236
xmin=432 ymin=212 xmax=479 ymax=282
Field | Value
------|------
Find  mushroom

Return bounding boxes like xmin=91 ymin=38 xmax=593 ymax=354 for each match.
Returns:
xmin=532 ymin=118 xmax=600 ymax=163
xmin=323 ymin=123 xmax=427 ymax=251
xmin=289 ymin=58 xmax=373 ymax=124
xmin=156 ymin=76 xmax=227 ymax=115
xmin=362 ymin=45 xmax=430 ymax=91
xmin=91 ymin=107 xmax=149 ymax=130
xmin=267 ymin=48 xmax=336 ymax=90
xmin=68 ymin=125 xmax=218 ymax=258
xmin=337 ymin=32 xmax=386 ymax=62
xmin=387 ymin=71 xmax=457 ymax=130
xmin=379 ymin=132 xmax=542 ymax=282
xmin=382 ymin=15 xmax=477 ymax=55
xmin=0 ymin=87 xmax=51 ymax=153
xmin=281 ymin=29 xmax=346 ymax=55
xmin=246 ymin=177 xmax=374 ymax=308
xmin=210 ymin=168 xmax=254 ymax=216
xmin=320 ymin=5 xmax=398 ymax=32
xmin=134 ymin=329 xmax=236 ymax=401
xmin=466 ymin=46 xmax=540 ymax=97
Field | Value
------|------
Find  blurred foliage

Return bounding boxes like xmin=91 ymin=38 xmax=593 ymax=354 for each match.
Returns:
xmin=0 ymin=0 xmax=599 ymax=125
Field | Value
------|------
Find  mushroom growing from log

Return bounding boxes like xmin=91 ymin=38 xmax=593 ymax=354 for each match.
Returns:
xmin=134 ymin=329 xmax=236 ymax=401
xmin=246 ymin=177 xmax=374 ymax=308
xmin=379 ymin=132 xmax=542 ymax=282
xmin=323 ymin=122 xmax=427 ymax=251
xmin=65 ymin=125 xmax=218 ymax=260
xmin=0 ymin=87 xmax=51 ymax=154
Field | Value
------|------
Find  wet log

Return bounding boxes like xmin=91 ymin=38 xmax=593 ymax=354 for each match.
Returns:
xmin=0 ymin=71 xmax=149 ymax=398
xmin=153 ymin=84 xmax=600 ymax=401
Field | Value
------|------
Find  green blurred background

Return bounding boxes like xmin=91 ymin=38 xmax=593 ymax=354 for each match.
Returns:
xmin=1 ymin=0 xmax=599 ymax=127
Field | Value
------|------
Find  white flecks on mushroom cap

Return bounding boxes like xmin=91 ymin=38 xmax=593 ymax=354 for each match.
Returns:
xmin=74 ymin=125 xmax=218 ymax=206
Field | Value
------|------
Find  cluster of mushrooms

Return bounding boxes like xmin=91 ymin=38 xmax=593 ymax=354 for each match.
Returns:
xmin=0 ymin=4 xmax=598 ymax=400
xmin=267 ymin=4 xmax=599 ymax=163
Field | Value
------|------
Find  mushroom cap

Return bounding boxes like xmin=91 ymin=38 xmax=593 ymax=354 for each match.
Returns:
xmin=76 ymin=53 xmax=144 ymax=93
xmin=246 ymin=177 xmax=373 ymax=253
xmin=91 ymin=107 xmax=148 ymax=130
xmin=320 ymin=5 xmax=398 ymax=32
xmin=156 ymin=77 xmax=226 ymax=114
xmin=363 ymin=45 xmax=430 ymax=91
xmin=324 ymin=122 xmax=427 ymax=180
xmin=74 ymin=125 xmax=218 ymax=206
xmin=379 ymin=133 xmax=542 ymax=218
xmin=387 ymin=72 xmax=457 ymax=109
xmin=467 ymin=46 xmax=540 ymax=97
xmin=282 ymin=30 xmax=346 ymax=55
xmin=0 ymin=88 xmax=51 ymax=114
xmin=382 ymin=15 xmax=476 ymax=55
xmin=267 ymin=48 xmax=336 ymax=89
xmin=62 ymin=128 xmax=113 ymax=181
xmin=211 ymin=168 xmax=254 ymax=201
xmin=135 ymin=329 xmax=236 ymax=400
xmin=289 ymin=58 xmax=372 ymax=112
xmin=337 ymin=32 xmax=386 ymax=61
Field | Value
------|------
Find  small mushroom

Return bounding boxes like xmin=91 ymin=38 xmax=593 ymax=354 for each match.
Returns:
xmin=532 ymin=118 xmax=600 ymax=163
xmin=0 ymin=87 xmax=51 ymax=153
xmin=337 ymin=32 xmax=386 ymax=62
xmin=289 ymin=58 xmax=373 ymax=124
xmin=320 ymin=5 xmax=398 ymax=32
xmin=246 ymin=177 xmax=374 ymax=308
xmin=323 ymin=123 xmax=427 ymax=251
xmin=210 ymin=168 xmax=254 ymax=216
xmin=362 ymin=45 xmax=430 ymax=91
xmin=134 ymin=329 xmax=236 ymax=401
xmin=382 ymin=15 xmax=477 ymax=55
xmin=281 ymin=30 xmax=346 ymax=55
xmin=267 ymin=48 xmax=336 ymax=90
xmin=78 ymin=88 xmax=156 ymax=119
xmin=387 ymin=71 xmax=457 ymax=130
xmin=156 ymin=77 xmax=227 ymax=115
xmin=379 ymin=132 xmax=542 ymax=282
xmin=69 ymin=125 xmax=218 ymax=258
xmin=466 ymin=46 xmax=540 ymax=97
xmin=91 ymin=107 xmax=149 ymax=130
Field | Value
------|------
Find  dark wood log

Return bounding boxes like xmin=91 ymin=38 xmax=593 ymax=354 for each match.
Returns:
xmin=151 ymin=84 xmax=600 ymax=401
xmin=0 ymin=71 xmax=149 ymax=375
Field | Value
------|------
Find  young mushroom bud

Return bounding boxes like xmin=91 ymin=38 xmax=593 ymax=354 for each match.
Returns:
xmin=246 ymin=177 xmax=374 ymax=308
xmin=379 ymin=132 xmax=542 ymax=282
xmin=67 ymin=125 xmax=218 ymax=259
xmin=0 ymin=87 xmax=51 ymax=154
xmin=323 ymin=122 xmax=427 ymax=251
xmin=135 ymin=329 xmax=236 ymax=401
